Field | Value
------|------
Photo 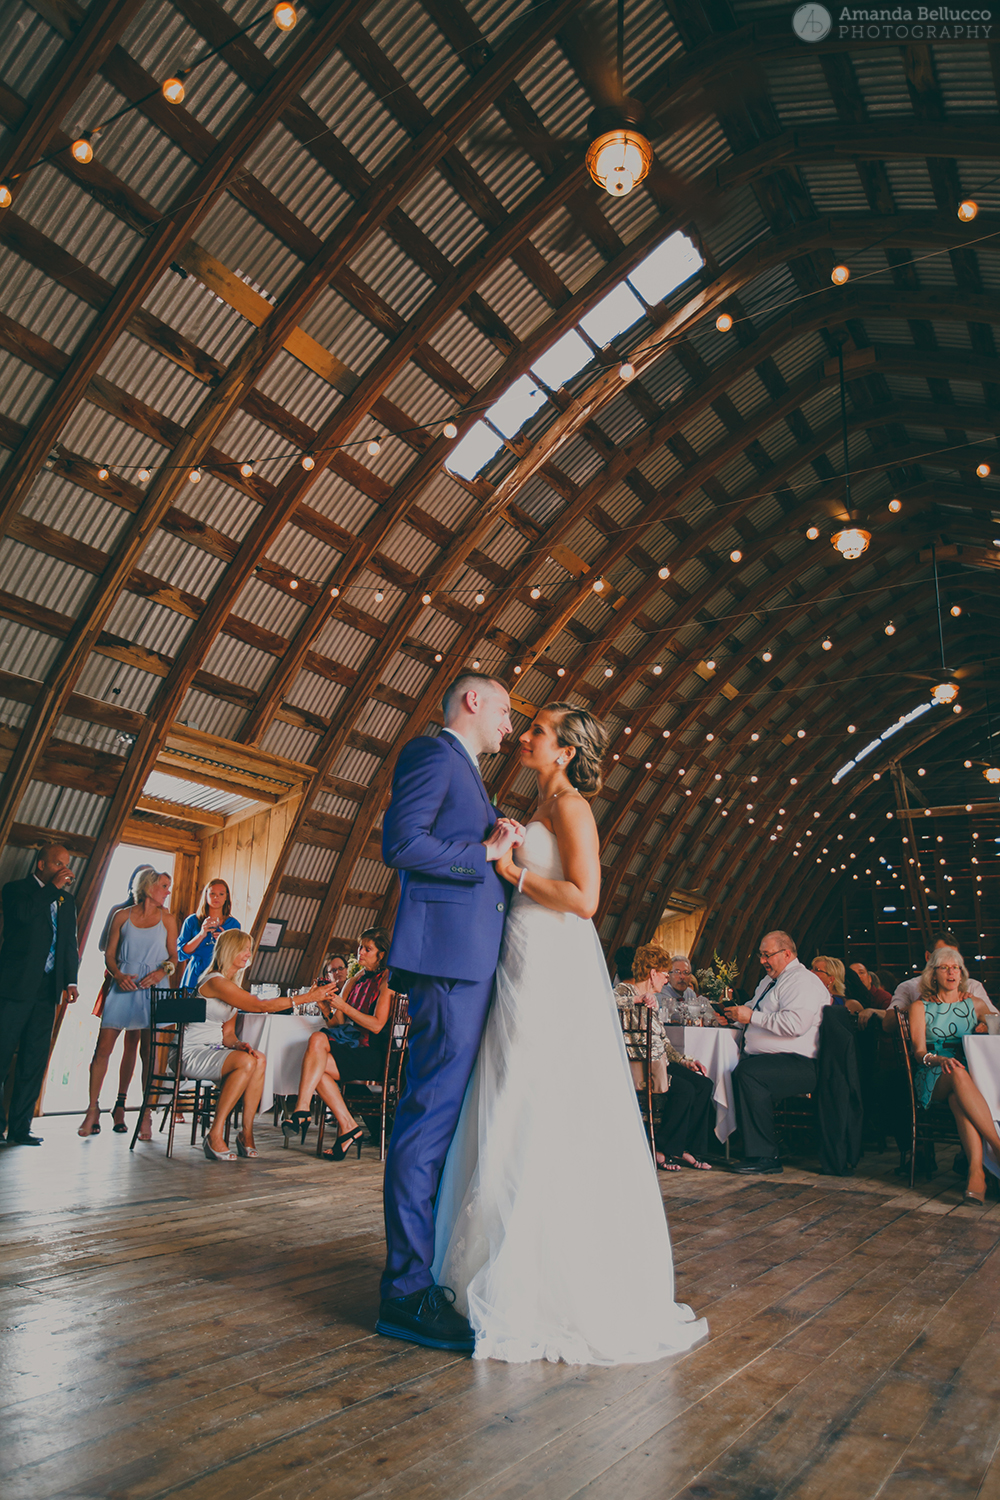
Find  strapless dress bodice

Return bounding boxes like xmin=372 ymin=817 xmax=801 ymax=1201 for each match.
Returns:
xmin=512 ymin=821 xmax=563 ymax=882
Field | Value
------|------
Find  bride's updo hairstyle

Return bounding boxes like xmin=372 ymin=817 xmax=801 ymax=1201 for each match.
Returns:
xmin=543 ymin=702 xmax=609 ymax=797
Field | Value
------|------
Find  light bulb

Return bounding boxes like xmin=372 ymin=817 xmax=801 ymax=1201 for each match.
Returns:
xmin=474 ymin=592 xmax=485 ymax=605
xmin=662 ymin=730 xmax=669 ymax=737
xmin=530 ymin=587 xmax=541 ymax=599
xmin=188 ymin=467 xmax=201 ymax=483
xmin=619 ymin=361 xmax=635 ymax=381
xmin=957 ymin=199 xmax=978 ymax=222
xmin=847 ymin=723 xmax=856 ymax=733
xmin=557 ymin=667 xmax=565 ymax=677
xmin=240 ymin=460 xmax=254 ymax=478
xmin=821 ymin=638 xmax=832 ymax=650
xmin=434 ymin=653 xmax=443 ymax=663
xmin=472 ymin=660 xmax=480 ymax=670
xmin=513 ymin=665 xmax=521 ymax=674
xmin=330 ymin=586 xmax=340 ymax=598
xmin=762 ymin=651 xmax=772 ymax=663
xmin=585 ymin=128 xmax=652 ymax=198
xmin=604 ymin=667 xmax=613 ymax=677
xmin=97 ymin=465 xmax=109 ymax=481
xmin=0 ymin=185 xmax=11 ymax=208
xmin=374 ymin=589 xmax=383 ymax=603
xmin=706 ymin=732 xmax=714 ymax=741
xmin=888 ymin=498 xmax=901 ymax=513
xmin=442 ymin=421 xmax=458 ymax=439
xmin=884 ymin=622 xmax=895 ymax=636
xmin=950 ymin=604 xmax=961 ymax=617
xmin=592 ymin=578 xmax=605 ymax=592
xmin=367 ymin=438 xmax=381 ymax=456
xmin=831 ymin=264 xmax=850 ymax=285
xmin=730 ymin=549 xmax=742 ymax=563
xmin=715 ymin=312 xmax=733 ymax=332
xmin=301 ymin=454 xmax=315 ymax=470
xmin=273 ymin=1 xmax=297 ymax=28
xmin=137 ymin=468 xmax=151 ymax=483
xmin=806 ymin=526 xmax=820 ymax=540
xmin=658 ymin=565 xmax=670 ymax=579
xmin=832 ymin=527 xmax=871 ymax=559
xmin=162 ymin=75 xmax=185 ymax=104
xmin=965 ymin=759 xmax=972 ymax=769
xmin=790 ymin=777 xmax=798 ymax=785
xmin=953 ymin=703 xmax=962 ymax=713
xmin=422 ymin=593 xmax=431 ymax=605
xmin=70 ymin=134 xmax=94 ymax=164
xmin=624 ymin=726 xmax=632 ymax=734
xmin=652 ymin=664 xmax=662 ymax=675
xmin=751 ymin=732 xmax=759 ymax=741
xmin=976 ymin=461 xmax=991 ymax=478
xmin=706 ymin=659 xmax=716 ymax=671
xmin=797 ymin=729 xmax=806 ymax=738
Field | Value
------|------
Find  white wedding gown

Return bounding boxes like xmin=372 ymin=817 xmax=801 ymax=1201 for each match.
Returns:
xmin=432 ymin=822 xmax=708 ymax=1365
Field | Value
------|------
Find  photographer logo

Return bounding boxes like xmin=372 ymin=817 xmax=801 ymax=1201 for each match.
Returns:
xmin=793 ymin=3 xmax=833 ymax=37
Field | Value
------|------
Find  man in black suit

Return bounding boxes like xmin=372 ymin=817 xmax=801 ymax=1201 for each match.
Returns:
xmin=0 ymin=844 xmax=79 ymax=1145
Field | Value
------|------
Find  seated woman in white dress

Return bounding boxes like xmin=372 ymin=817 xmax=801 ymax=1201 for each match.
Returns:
xmin=188 ymin=930 xmax=335 ymax=1161
xmin=433 ymin=702 xmax=707 ymax=1365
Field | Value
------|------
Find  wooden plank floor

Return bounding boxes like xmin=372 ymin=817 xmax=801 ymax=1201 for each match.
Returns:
xmin=3 ymin=1118 xmax=1000 ymax=1500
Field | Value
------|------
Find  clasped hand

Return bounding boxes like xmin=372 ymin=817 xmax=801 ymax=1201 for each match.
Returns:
xmin=484 ymin=816 xmax=526 ymax=864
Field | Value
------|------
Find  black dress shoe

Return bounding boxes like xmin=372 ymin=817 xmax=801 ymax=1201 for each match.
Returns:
xmin=731 ymin=1156 xmax=783 ymax=1175
xmin=376 ymin=1285 xmax=476 ymax=1353
xmin=8 ymin=1134 xmax=43 ymax=1146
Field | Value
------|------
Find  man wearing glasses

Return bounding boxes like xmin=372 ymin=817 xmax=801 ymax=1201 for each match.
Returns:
xmin=724 ymin=931 xmax=828 ymax=1175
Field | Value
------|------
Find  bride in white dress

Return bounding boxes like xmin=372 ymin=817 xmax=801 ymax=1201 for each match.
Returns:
xmin=433 ymin=702 xmax=707 ymax=1365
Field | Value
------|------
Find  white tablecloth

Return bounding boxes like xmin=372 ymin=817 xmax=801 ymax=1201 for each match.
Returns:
xmin=237 ymin=1012 xmax=327 ymax=1115
xmin=963 ymin=1035 xmax=1000 ymax=1177
xmin=664 ymin=1025 xmax=740 ymax=1142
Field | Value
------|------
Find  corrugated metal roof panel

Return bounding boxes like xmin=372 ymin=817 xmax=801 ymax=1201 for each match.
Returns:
xmin=0 ymin=360 xmax=53 ymax=427
xmin=196 ymin=195 xmax=303 ymax=299
xmin=299 ymin=41 xmax=410 ymax=180
xmin=176 ymin=688 xmax=247 ymax=739
xmin=16 ymin=164 xmax=143 ymax=283
xmin=4 ymin=3 xmax=62 ymax=97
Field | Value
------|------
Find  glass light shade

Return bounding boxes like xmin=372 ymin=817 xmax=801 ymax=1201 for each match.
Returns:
xmin=442 ymin=421 xmax=458 ymax=439
xmin=0 ymin=185 xmax=12 ymax=208
xmin=931 ymin=681 xmax=959 ymax=705
xmin=300 ymin=454 xmax=315 ymax=469
xmin=984 ymin=766 xmax=1000 ymax=784
xmin=71 ymin=136 xmax=94 ymax=164
xmin=162 ymin=76 xmax=185 ymax=104
xmin=831 ymin=527 xmax=871 ymax=559
xmin=716 ymin=312 xmax=733 ymax=332
xmin=806 ymin=526 xmax=820 ymax=539
xmin=831 ymin=264 xmax=850 ymax=285
xmin=957 ymin=200 xmax=978 ymax=222
xmin=273 ymin=2 xmax=297 ymax=28
xmin=976 ymin=461 xmax=991 ymax=477
xmin=585 ymin=129 xmax=652 ymax=198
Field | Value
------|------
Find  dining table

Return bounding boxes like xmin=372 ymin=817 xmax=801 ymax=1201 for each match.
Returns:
xmin=664 ymin=1023 xmax=740 ymax=1143
xmin=237 ymin=1011 xmax=327 ymax=1116
xmin=962 ymin=1034 xmax=1000 ymax=1178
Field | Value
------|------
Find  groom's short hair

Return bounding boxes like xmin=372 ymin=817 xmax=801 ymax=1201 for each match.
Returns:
xmin=442 ymin=671 xmax=505 ymax=722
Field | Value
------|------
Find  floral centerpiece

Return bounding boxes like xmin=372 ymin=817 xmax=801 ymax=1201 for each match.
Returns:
xmin=696 ymin=952 xmax=741 ymax=1004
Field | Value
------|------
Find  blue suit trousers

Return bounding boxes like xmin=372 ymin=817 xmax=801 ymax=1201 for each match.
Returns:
xmin=381 ymin=972 xmax=494 ymax=1299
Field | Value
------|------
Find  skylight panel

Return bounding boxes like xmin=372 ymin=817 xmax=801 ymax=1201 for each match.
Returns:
xmin=444 ymin=421 xmax=505 ymax=480
xmin=628 ymin=231 xmax=704 ymax=305
xmin=578 ymin=282 xmax=645 ymax=347
xmin=531 ymin=329 xmax=592 ymax=390
xmin=831 ymin=699 xmax=934 ymax=783
xmin=487 ymin=374 xmax=549 ymax=438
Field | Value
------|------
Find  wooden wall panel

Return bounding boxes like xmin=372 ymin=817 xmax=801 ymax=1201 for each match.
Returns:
xmin=196 ymin=796 xmax=304 ymax=938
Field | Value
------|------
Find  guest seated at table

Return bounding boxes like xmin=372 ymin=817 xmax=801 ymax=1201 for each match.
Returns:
xmin=726 ymin=930 xmax=829 ymax=1175
xmin=318 ymin=952 xmax=350 ymax=992
xmin=284 ymin=927 xmax=394 ymax=1162
xmin=811 ymin=956 xmax=845 ymax=1004
xmin=178 ymin=880 xmax=241 ymax=990
xmin=615 ymin=943 xmax=714 ymax=1171
xmin=849 ymin=962 xmax=892 ymax=1011
xmin=908 ymin=946 xmax=999 ymax=1205
xmin=189 ymin=930 xmax=336 ymax=1162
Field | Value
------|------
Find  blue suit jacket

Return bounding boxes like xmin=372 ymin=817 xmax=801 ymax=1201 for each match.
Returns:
xmin=383 ymin=733 xmax=508 ymax=983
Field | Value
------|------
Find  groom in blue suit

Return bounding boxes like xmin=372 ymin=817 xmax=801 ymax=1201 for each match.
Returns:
xmin=377 ymin=672 xmax=523 ymax=1352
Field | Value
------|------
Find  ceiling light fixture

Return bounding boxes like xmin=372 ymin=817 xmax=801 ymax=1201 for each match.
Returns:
xmin=715 ymin=312 xmax=733 ymax=332
xmin=957 ymin=199 xmax=979 ymax=221
xmin=300 ymin=454 xmax=315 ymax=470
xmin=619 ymin=361 xmax=635 ymax=380
xmin=0 ymin=185 xmax=11 ymax=208
xmin=833 ymin=527 xmax=871 ymax=559
xmin=442 ymin=421 xmax=458 ymax=440
xmin=367 ymin=438 xmax=381 ymax=457
xmin=831 ymin=264 xmax=850 ymax=285
xmin=70 ymin=132 xmax=96 ymax=164
xmin=806 ymin=526 xmax=820 ymax=540
xmin=273 ymin=2 xmax=297 ymax=28
xmin=586 ymin=126 xmax=652 ymax=198
xmin=888 ymin=498 xmax=901 ymax=513
xmin=162 ymin=72 xmax=187 ymax=104
xmin=976 ymin=461 xmax=991 ymax=478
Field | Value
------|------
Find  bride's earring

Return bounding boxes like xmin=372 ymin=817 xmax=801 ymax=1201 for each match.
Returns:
xmin=557 ymin=756 xmax=567 ymax=766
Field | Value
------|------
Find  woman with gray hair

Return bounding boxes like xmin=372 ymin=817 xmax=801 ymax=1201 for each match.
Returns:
xmin=909 ymin=946 xmax=999 ymax=1204
xmin=78 ymin=868 xmax=179 ymax=1139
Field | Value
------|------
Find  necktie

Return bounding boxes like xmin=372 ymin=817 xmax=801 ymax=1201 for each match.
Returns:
xmin=44 ymin=896 xmax=57 ymax=973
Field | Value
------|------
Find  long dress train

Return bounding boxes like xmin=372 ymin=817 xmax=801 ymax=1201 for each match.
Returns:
xmin=432 ymin=821 xmax=708 ymax=1365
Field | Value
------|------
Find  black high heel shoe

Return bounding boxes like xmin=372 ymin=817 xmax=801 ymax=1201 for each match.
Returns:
xmin=322 ymin=1125 xmax=364 ymax=1161
xmin=281 ymin=1109 xmax=311 ymax=1143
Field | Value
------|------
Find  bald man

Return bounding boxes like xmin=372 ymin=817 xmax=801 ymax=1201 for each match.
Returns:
xmin=0 ymin=844 xmax=79 ymax=1146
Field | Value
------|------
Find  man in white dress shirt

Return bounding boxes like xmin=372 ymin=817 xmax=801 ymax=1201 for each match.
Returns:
xmin=724 ymin=931 xmax=829 ymax=1175
xmin=863 ymin=931 xmax=995 ymax=1032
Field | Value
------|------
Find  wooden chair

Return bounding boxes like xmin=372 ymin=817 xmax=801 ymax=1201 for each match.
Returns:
xmin=896 ymin=1011 xmax=962 ymax=1187
xmin=130 ymin=988 xmax=206 ymax=1157
xmin=618 ymin=1003 xmax=656 ymax=1159
xmin=315 ymin=991 xmax=411 ymax=1162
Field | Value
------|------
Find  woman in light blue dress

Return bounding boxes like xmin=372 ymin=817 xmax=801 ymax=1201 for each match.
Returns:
xmin=78 ymin=869 xmax=179 ymax=1140
xmin=909 ymin=946 xmax=1000 ymax=1204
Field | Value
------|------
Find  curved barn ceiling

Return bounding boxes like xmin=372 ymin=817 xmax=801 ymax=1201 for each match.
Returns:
xmin=0 ymin=0 xmax=997 ymax=978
